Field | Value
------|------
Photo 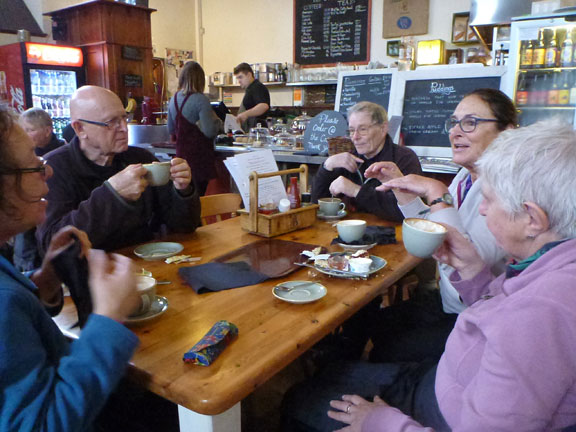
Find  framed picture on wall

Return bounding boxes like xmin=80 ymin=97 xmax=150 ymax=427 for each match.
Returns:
xmin=466 ymin=23 xmax=479 ymax=42
xmin=387 ymin=40 xmax=400 ymax=57
xmin=451 ymin=13 xmax=468 ymax=44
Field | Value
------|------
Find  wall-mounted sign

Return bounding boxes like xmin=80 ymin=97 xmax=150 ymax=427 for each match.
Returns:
xmin=122 ymin=46 xmax=143 ymax=61
xmin=25 ymin=43 xmax=83 ymax=67
xmin=124 ymin=74 xmax=142 ymax=87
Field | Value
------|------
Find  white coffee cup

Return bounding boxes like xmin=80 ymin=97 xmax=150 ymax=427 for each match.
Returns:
xmin=318 ymin=197 xmax=346 ymax=216
xmin=130 ymin=275 xmax=157 ymax=316
xmin=337 ymin=219 xmax=367 ymax=243
xmin=402 ymin=218 xmax=447 ymax=258
xmin=143 ymin=161 xmax=171 ymax=186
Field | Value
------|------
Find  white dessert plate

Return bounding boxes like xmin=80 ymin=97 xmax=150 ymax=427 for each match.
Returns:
xmin=273 ymin=281 xmax=327 ymax=304
xmin=314 ymin=254 xmax=387 ymax=278
xmin=134 ymin=242 xmax=184 ymax=261
xmin=125 ymin=296 xmax=169 ymax=325
xmin=337 ymin=242 xmax=378 ymax=251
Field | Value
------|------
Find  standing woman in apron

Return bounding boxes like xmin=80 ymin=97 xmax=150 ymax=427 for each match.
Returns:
xmin=168 ymin=61 xmax=222 ymax=196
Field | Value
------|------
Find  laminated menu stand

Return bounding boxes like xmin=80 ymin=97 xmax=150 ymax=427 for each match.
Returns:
xmin=237 ymin=164 xmax=319 ymax=237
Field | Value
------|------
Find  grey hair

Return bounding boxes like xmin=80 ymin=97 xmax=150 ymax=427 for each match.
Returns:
xmin=477 ymin=120 xmax=576 ymax=238
xmin=347 ymin=101 xmax=388 ymax=125
xmin=19 ymin=107 xmax=53 ymax=128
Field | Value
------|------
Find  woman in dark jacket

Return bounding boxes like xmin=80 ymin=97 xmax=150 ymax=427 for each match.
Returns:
xmin=167 ymin=61 xmax=222 ymax=196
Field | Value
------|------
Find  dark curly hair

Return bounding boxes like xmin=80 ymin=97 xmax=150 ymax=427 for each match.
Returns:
xmin=0 ymin=104 xmax=23 ymax=215
xmin=464 ymin=88 xmax=518 ymax=131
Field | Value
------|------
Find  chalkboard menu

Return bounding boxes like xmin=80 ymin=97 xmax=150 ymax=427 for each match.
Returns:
xmin=294 ymin=0 xmax=370 ymax=66
xmin=337 ymin=72 xmax=393 ymax=115
xmin=402 ymin=76 xmax=501 ymax=148
xmin=303 ymin=110 xmax=348 ymax=154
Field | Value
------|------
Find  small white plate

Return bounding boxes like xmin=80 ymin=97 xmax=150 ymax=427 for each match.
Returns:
xmin=125 ymin=296 xmax=168 ymax=325
xmin=273 ymin=280 xmax=327 ymax=304
xmin=134 ymin=242 xmax=184 ymax=261
xmin=317 ymin=209 xmax=347 ymax=221
xmin=337 ymin=242 xmax=378 ymax=252
xmin=314 ymin=254 xmax=387 ymax=278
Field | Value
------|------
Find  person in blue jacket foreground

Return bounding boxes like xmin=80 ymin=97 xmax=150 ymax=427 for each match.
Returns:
xmin=0 ymin=103 xmax=140 ymax=431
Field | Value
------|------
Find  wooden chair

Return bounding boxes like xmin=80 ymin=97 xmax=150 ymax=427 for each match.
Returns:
xmin=200 ymin=193 xmax=242 ymax=225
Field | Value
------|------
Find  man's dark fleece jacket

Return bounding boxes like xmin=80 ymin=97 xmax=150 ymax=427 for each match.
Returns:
xmin=37 ymin=137 xmax=201 ymax=253
xmin=311 ymin=135 xmax=422 ymax=222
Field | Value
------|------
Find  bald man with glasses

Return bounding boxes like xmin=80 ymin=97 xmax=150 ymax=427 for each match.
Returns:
xmin=37 ymin=85 xmax=201 ymax=253
xmin=311 ymin=101 xmax=421 ymax=221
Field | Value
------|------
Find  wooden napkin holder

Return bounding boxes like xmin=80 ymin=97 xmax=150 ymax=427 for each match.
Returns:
xmin=238 ymin=164 xmax=319 ymax=237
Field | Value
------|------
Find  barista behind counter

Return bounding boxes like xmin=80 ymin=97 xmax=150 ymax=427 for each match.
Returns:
xmin=233 ymin=63 xmax=270 ymax=131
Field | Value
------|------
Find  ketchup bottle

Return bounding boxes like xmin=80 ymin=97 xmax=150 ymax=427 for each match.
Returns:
xmin=287 ymin=177 xmax=301 ymax=209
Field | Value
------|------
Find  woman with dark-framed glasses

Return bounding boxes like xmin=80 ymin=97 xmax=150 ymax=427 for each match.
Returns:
xmin=0 ymin=104 xmax=141 ymax=431
xmin=310 ymin=101 xmax=422 ymax=221
xmin=352 ymin=89 xmax=518 ymax=365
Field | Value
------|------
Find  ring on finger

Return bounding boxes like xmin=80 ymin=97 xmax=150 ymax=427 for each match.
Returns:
xmin=346 ymin=403 xmax=352 ymax=413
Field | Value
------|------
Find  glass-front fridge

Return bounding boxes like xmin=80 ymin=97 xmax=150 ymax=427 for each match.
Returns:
xmin=0 ymin=42 xmax=85 ymax=139
xmin=505 ymin=11 xmax=576 ymax=127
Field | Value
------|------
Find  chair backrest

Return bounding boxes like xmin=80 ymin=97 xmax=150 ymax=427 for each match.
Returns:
xmin=200 ymin=193 xmax=242 ymax=225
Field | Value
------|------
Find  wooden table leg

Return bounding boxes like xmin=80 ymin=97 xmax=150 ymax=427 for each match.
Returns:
xmin=177 ymin=403 xmax=241 ymax=432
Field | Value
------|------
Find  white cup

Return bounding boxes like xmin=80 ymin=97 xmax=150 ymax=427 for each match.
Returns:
xmin=402 ymin=218 xmax=447 ymax=258
xmin=336 ymin=219 xmax=367 ymax=243
xmin=143 ymin=161 xmax=171 ymax=186
xmin=318 ymin=197 xmax=346 ymax=216
xmin=130 ymin=276 xmax=157 ymax=316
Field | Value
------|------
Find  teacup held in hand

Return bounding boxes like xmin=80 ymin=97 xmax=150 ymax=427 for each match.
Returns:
xmin=337 ymin=219 xmax=367 ymax=243
xmin=143 ymin=161 xmax=171 ymax=186
xmin=402 ymin=218 xmax=447 ymax=258
xmin=318 ymin=197 xmax=345 ymax=216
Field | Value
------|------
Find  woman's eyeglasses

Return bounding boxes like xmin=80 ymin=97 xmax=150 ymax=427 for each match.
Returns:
xmin=445 ymin=116 xmax=499 ymax=134
xmin=0 ymin=159 xmax=48 ymax=176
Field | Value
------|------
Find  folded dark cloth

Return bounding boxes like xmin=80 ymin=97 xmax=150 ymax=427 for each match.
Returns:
xmin=179 ymin=261 xmax=269 ymax=294
xmin=332 ymin=225 xmax=396 ymax=246
xmin=50 ymin=236 xmax=91 ymax=327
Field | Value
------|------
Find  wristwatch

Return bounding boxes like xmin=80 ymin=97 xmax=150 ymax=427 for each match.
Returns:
xmin=429 ymin=193 xmax=454 ymax=207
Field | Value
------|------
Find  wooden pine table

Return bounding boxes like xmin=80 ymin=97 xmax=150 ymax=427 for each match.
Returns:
xmin=54 ymin=213 xmax=420 ymax=432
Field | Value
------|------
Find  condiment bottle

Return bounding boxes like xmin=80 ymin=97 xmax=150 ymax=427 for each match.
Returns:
xmin=287 ymin=177 xmax=301 ymax=209
xmin=532 ymin=32 xmax=546 ymax=69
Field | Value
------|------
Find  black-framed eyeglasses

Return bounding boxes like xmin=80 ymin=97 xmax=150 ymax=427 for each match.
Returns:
xmin=0 ymin=158 xmax=48 ymax=176
xmin=78 ymin=115 xmax=128 ymax=129
xmin=445 ymin=116 xmax=500 ymax=134
xmin=346 ymin=123 xmax=378 ymax=137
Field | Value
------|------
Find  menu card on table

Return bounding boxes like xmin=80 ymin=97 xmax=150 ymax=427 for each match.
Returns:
xmin=223 ymin=149 xmax=288 ymax=209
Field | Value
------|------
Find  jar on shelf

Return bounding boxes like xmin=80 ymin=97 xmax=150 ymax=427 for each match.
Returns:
xmin=290 ymin=111 xmax=312 ymax=135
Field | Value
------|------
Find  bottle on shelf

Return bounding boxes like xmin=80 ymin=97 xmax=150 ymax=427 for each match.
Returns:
xmin=448 ymin=53 xmax=458 ymax=64
xmin=569 ymin=71 xmax=576 ymax=105
xmin=558 ymin=71 xmax=570 ymax=105
xmin=548 ymin=72 xmax=559 ymax=105
xmin=528 ymin=74 xmax=540 ymax=105
xmin=561 ymin=32 xmax=574 ymax=67
xmin=520 ymin=40 xmax=534 ymax=69
xmin=532 ymin=31 xmax=546 ymax=69
xmin=516 ymin=73 xmax=528 ymax=106
xmin=287 ymin=176 xmax=301 ymax=209
xmin=545 ymin=30 xmax=559 ymax=68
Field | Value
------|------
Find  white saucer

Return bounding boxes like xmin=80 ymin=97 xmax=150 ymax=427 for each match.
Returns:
xmin=317 ymin=209 xmax=347 ymax=221
xmin=134 ymin=242 xmax=184 ymax=261
xmin=273 ymin=280 xmax=327 ymax=304
xmin=125 ymin=296 xmax=168 ymax=325
xmin=337 ymin=242 xmax=378 ymax=251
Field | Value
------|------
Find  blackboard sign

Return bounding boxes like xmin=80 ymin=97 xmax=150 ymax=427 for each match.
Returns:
xmin=337 ymin=73 xmax=393 ymax=115
xmin=123 ymin=74 xmax=142 ymax=88
xmin=294 ymin=0 xmax=370 ymax=66
xmin=303 ymin=110 xmax=348 ymax=154
xmin=401 ymin=76 xmax=501 ymax=148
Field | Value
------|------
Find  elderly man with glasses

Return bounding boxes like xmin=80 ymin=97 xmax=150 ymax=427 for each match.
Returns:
xmin=311 ymin=101 xmax=421 ymax=221
xmin=37 ymin=85 xmax=201 ymax=253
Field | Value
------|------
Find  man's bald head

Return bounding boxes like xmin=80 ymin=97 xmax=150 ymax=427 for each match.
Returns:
xmin=70 ymin=86 xmax=129 ymax=166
